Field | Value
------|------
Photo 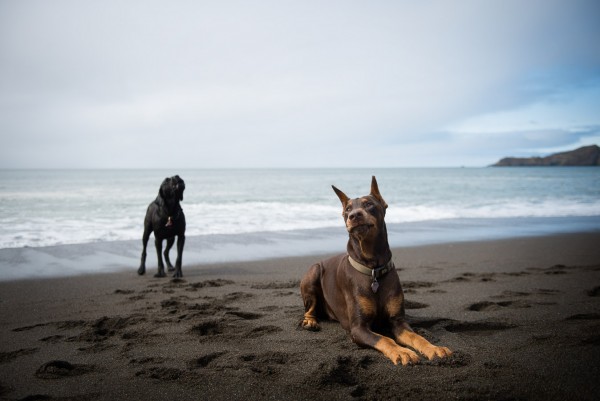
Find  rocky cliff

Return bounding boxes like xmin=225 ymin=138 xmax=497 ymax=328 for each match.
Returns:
xmin=492 ymin=145 xmax=600 ymax=167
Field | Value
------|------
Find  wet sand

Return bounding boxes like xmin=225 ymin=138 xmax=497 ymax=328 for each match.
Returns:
xmin=1 ymin=232 xmax=599 ymax=400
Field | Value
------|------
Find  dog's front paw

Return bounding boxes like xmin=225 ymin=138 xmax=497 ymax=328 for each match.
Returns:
xmin=387 ymin=346 xmax=420 ymax=366
xmin=154 ymin=271 xmax=167 ymax=278
xmin=137 ymin=266 xmax=146 ymax=275
xmin=422 ymin=345 xmax=453 ymax=360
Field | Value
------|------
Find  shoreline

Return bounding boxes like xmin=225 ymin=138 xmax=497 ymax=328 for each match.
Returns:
xmin=1 ymin=215 xmax=600 ymax=282
xmin=1 ymin=232 xmax=599 ymax=400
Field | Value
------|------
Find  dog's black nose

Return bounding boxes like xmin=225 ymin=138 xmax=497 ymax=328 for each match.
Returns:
xmin=348 ymin=210 xmax=363 ymax=221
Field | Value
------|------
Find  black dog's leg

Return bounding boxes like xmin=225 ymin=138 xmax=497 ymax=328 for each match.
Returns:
xmin=138 ymin=227 xmax=151 ymax=275
xmin=164 ymin=237 xmax=175 ymax=272
xmin=173 ymin=235 xmax=185 ymax=278
xmin=154 ymin=238 xmax=167 ymax=278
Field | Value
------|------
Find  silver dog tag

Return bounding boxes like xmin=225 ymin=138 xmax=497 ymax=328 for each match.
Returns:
xmin=371 ymin=280 xmax=379 ymax=293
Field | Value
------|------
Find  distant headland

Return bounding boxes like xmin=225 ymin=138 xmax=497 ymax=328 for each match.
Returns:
xmin=491 ymin=145 xmax=600 ymax=167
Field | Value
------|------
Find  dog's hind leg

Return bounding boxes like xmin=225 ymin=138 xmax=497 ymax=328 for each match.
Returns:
xmin=154 ymin=238 xmax=167 ymax=278
xmin=164 ymin=237 xmax=175 ymax=272
xmin=138 ymin=228 xmax=151 ymax=275
xmin=300 ymin=263 xmax=324 ymax=331
xmin=173 ymin=235 xmax=185 ymax=278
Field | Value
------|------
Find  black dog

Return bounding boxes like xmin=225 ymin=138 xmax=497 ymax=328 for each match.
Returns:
xmin=138 ymin=175 xmax=186 ymax=278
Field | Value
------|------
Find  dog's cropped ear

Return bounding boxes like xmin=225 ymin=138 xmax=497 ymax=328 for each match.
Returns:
xmin=172 ymin=175 xmax=185 ymax=201
xmin=159 ymin=177 xmax=170 ymax=200
xmin=332 ymin=185 xmax=350 ymax=209
xmin=370 ymin=176 xmax=388 ymax=209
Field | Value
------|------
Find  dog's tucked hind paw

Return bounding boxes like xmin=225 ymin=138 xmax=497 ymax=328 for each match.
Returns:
xmin=301 ymin=316 xmax=320 ymax=331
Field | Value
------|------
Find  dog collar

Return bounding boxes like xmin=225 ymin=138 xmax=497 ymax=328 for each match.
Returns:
xmin=348 ymin=256 xmax=395 ymax=293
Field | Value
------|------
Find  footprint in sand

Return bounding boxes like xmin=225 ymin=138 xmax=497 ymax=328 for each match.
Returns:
xmin=579 ymin=335 xmax=600 ymax=346
xmin=526 ymin=264 xmax=583 ymax=275
xmin=0 ymin=348 xmax=39 ymax=363
xmin=187 ymin=351 xmax=227 ymax=369
xmin=239 ymin=351 xmax=293 ymax=375
xmin=35 ymin=360 xmax=93 ymax=379
xmin=402 ymin=281 xmax=436 ymax=289
xmin=565 ymin=313 xmax=600 ymax=321
xmin=404 ymin=300 xmax=429 ymax=310
xmin=258 ymin=305 xmax=280 ymax=312
xmin=251 ymin=281 xmax=300 ymax=290
xmin=421 ymin=351 xmax=472 ymax=367
xmin=223 ymin=292 xmax=254 ymax=302
xmin=408 ymin=317 xmax=452 ymax=330
xmin=444 ymin=321 xmax=517 ymax=336
xmin=467 ymin=300 xmax=531 ymax=311
xmin=402 ymin=281 xmax=437 ymax=294
xmin=491 ymin=290 xmax=530 ymax=298
xmin=190 ymin=320 xmax=224 ymax=337
xmin=12 ymin=394 xmax=51 ymax=400
xmin=587 ymin=286 xmax=600 ymax=297
xmin=186 ymin=279 xmax=235 ymax=292
xmin=129 ymin=357 xmax=166 ymax=365
xmin=225 ymin=311 xmax=263 ymax=320
xmin=135 ymin=367 xmax=183 ymax=381
xmin=74 ymin=315 xmax=146 ymax=342
xmin=245 ymin=325 xmax=283 ymax=338
xmin=12 ymin=323 xmax=49 ymax=332
xmin=39 ymin=335 xmax=64 ymax=343
xmin=316 ymin=355 xmax=371 ymax=387
xmin=447 ymin=272 xmax=496 ymax=283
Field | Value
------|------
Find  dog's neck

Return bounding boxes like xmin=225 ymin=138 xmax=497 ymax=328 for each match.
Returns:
xmin=346 ymin=222 xmax=392 ymax=269
xmin=155 ymin=196 xmax=181 ymax=216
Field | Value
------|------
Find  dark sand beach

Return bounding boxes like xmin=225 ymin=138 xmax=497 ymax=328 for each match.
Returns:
xmin=1 ymin=232 xmax=599 ymax=400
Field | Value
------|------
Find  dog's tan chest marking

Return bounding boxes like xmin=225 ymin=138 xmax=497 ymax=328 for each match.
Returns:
xmin=385 ymin=294 xmax=403 ymax=318
xmin=357 ymin=295 xmax=376 ymax=319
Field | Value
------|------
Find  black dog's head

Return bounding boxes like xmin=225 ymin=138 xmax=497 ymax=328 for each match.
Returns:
xmin=158 ymin=175 xmax=185 ymax=207
xmin=332 ymin=176 xmax=388 ymax=240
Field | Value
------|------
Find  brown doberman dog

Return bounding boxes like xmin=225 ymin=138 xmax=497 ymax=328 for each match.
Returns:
xmin=300 ymin=176 xmax=452 ymax=365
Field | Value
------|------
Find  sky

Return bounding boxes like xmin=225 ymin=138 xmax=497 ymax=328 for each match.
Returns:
xmin=1 ymin=0 xmax=599 ymax=168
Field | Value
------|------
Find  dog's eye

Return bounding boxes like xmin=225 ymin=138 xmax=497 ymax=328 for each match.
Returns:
xmin=345 ymin=206 xmax=352 ymax=213
xmin=365 ymin=202 xmax=374 ymax=208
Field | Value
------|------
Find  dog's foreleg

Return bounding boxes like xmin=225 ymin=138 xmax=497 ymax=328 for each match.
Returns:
xmin=138 ymin=229 xmax=151 ymax=275
xmin=392 ymin=321 xmax=452 ymax=361
xmin=154 ymin=238 xmax=166 ymax=278
xmin=350 ymin=325 xmax=420 ymax=366
xmin=164 ymin=237 xmax=175 ymax=272
xmin=173 ymin=235 xmax=185 ymax=278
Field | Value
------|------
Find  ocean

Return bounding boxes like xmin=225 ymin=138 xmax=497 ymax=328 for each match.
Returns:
xmin=1 ymin=168 xmax=599 ymax=280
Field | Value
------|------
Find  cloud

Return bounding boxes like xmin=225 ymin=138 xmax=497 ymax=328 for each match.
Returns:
xmin=456 ymin=126 xmax=600 ymax=151
xmin=1 ymin=0 xmax=599 ymax=167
